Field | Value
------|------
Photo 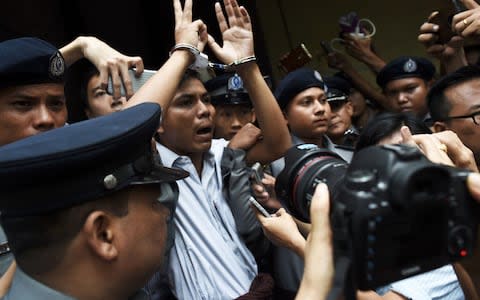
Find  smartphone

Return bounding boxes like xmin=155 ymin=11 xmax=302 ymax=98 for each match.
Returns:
xmin=249 ymin=196 xmax=271 ymax=218
xmin=430 ymin=0 xmax=467 ymax=44
xmin=107 ymin=68 xmax=156 ymax=96
xmin=278 ymin=43 xmax=312 ymax=74
xmin=251 ymin=162 xmax=265 ymax=186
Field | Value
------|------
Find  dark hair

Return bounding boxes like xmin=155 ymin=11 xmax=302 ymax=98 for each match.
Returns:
xmin=427 ymin=65 xmax=480 ymax=121
xmin=356 ymin=112 xmax=431 ymax=150
xmin=178 ymin=69 xmax=202 ymax=89
xmin=2 ymin=188 xmax=129 ymax=274
xmin=64 ymin=58 xmax=100 ymax=123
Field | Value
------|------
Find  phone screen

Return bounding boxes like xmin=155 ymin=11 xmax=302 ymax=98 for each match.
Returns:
xmin=107 ymin=69 xmax=156 ymax=96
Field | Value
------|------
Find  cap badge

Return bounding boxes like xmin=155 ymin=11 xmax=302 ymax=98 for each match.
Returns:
xmin=314 ymin=70 xmax=323 ymax=82
xmin=103 ymin=174 xmax=118 ymax=190
xmin=403 ymin=59 xmax=417 ymax=73
xmin=227 ymin=73 xmax=244 ymax=91
xmin=49 ymin=52 xmax=65 ymax=78
xmin=314 ymin=70 xmax=327 ymax=92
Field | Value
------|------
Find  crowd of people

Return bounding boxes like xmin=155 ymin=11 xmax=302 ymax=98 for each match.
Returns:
xmin=1 ymin=0 xmax=480 ymax=299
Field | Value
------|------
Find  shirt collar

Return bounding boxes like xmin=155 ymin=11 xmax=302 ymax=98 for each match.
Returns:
xmin=155 ymin=142 xmax=215 ymax=168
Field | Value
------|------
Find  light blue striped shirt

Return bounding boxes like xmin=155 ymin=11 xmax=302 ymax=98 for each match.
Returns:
xmin=156 ymin=139 xmax=257 ymax=299
xmin=376 ymin=264 xmax=464 ymax=300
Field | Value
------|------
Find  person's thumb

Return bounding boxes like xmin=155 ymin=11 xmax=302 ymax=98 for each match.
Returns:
xmin=467 ymin=172 xmax=480 ymax=202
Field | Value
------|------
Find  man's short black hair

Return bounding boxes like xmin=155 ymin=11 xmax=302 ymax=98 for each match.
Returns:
xmin=427 ymin=65 xmax=480 ymax=121
xmin=356 ymin=112 xmax=431 ymax=151
xmin=2 ymin=189 xmax=129 ymax=274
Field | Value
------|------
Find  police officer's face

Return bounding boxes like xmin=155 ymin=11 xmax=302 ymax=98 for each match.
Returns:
xmin=117 ymin=184 xmax=170 ymax=287
xmin=213 ymin=104 xmax=255 ymax=140
xmin=442 ymin=79 xmax=480 ymax=164
xmin=384 ymin=77 xmax=429 ymax=117
xmin=157 ymin=77 xmax=216 ymax=156
xmin=327 ymin=100 xmax=353 ymax=142
xmin=85 ymin=75 xmax=127 ymax=119
xmin=0 ymin=83 xmax=66 ymax=146
xmin=285 ymin=87 xmax=331 ymax=143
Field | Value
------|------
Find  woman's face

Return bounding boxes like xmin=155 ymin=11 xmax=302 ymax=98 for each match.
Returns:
xmin=85 ymin=74 xmax=126 ymax=119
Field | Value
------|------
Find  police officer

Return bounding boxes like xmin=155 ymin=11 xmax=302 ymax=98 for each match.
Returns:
xmin=376 ymin=56 xmax=436 ymax=119
xmin=0 ymin=36 xmax=144 ymax=284
xmin=205 ymin=72 xmax=257 ymax=140
xmin=0 ymin=103 xmax=188 ymax=300
xmin=324 ymin=75 xmax=360 ymax=148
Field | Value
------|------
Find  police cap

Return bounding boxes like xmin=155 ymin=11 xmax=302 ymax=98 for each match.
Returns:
xmin=324 ymin=75 xmax=352 ymax=102
xmin=274 ymin=68 xmax=327 ymax=110
xmin=0 ymin=37 xmax=65 ymax=90
xmin=376 ymin=56 xmax=435 ymax=89
xmin=205 ymin=73 xmax=252 ymax=106
xmin=0 ymin=103 xmax=189 ymax=218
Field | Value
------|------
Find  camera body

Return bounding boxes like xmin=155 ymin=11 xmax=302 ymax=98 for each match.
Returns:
xmin=430 ymin=0 xmax=467 ymax=44
xmin=276 ymin=143 xmax=479 ymax=290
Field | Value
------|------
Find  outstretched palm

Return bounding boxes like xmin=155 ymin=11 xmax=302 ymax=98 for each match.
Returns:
xmin=208 ymin=0 xmax=255 ymax=64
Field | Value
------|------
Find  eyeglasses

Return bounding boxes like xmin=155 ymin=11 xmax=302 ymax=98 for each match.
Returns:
xmin=443 ymin=110 xmax=480 ymax=125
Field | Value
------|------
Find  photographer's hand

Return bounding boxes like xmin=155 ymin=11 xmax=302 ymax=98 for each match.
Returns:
xmin=452 ymin=0 xmax=480 ymax=38
xmin=418 ymin=12 xmax=467 ymax=74
xmin=253 ymin=208 xmax=306 ymax=258
xmin=60 ymin=36 xmax=144 ymax=100
xmin=401 ymin=126 xmax=455 ymax=166
xmin=401 ymin=127 xmax=479 ymax=172
xmin=467 ymin=172 xmax=480 ymax=203
xmin=251 ymin=173 xmax=282 ymax=210
xmin=296 ymin=183 xmax=334 ymax=300
xmin=429 ymin=130 xmax=479 ymax=172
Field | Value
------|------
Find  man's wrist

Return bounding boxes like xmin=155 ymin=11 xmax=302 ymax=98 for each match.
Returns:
xmin=236 ymin=60 xmax=259 ymax=77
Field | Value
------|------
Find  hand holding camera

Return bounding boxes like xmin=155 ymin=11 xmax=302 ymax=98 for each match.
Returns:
xmin=250 ymin=165 xmax=283 ymax=211
xmin=275 ymin=143 xmax=480 ymax=290
xmin=418 ymin=11 xmax=466 ymax=72
xmin=452 ymin=0 xmax=480 ymax=38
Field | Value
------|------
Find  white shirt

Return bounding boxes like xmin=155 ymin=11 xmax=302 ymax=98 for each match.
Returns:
xmin=156 ymin=139 xmax=257 ymax=300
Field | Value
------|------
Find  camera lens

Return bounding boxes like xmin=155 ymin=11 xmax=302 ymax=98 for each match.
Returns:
xmin=275 ymin=144 xmax=348 ymax=222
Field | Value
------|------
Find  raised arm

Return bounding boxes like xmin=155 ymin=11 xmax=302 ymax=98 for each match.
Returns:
xmin=327 ymin=51 xmax=390 ymax=111
xmin=208 ymin=0 xmax=291 ymax=165
xmin=417 ymin=12 xmax=467 ymax=75
xmin=127 ymin=0 xmax=207 ymax=110
xmin=343 ymin=35 xmax=386 ymax=74
xmin=61 ymin=0 xmax=206 ymax=110
xmin=60 ymin=36 xmax=144 ymax=100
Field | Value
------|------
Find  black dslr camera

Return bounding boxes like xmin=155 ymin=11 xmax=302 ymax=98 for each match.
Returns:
xmin=275 ymin=143 xmax=479 ymax=290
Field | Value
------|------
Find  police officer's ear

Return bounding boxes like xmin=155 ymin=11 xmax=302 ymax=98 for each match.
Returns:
xmin=432 ymin=121 xmax=448 ymax=133
xmin=426 ymin=79 xmax=435 ymax=90
xmin=250 ymin=110 xmax=256 ymax=123
xmin=83 ymin=211 xmax=119 ymax=261
xmin=345 ymin=101 xmax=354 ymax=117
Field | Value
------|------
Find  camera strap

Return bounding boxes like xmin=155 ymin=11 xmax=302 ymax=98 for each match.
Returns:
xmin=327 ymin=256 xmax=356 ymax=300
